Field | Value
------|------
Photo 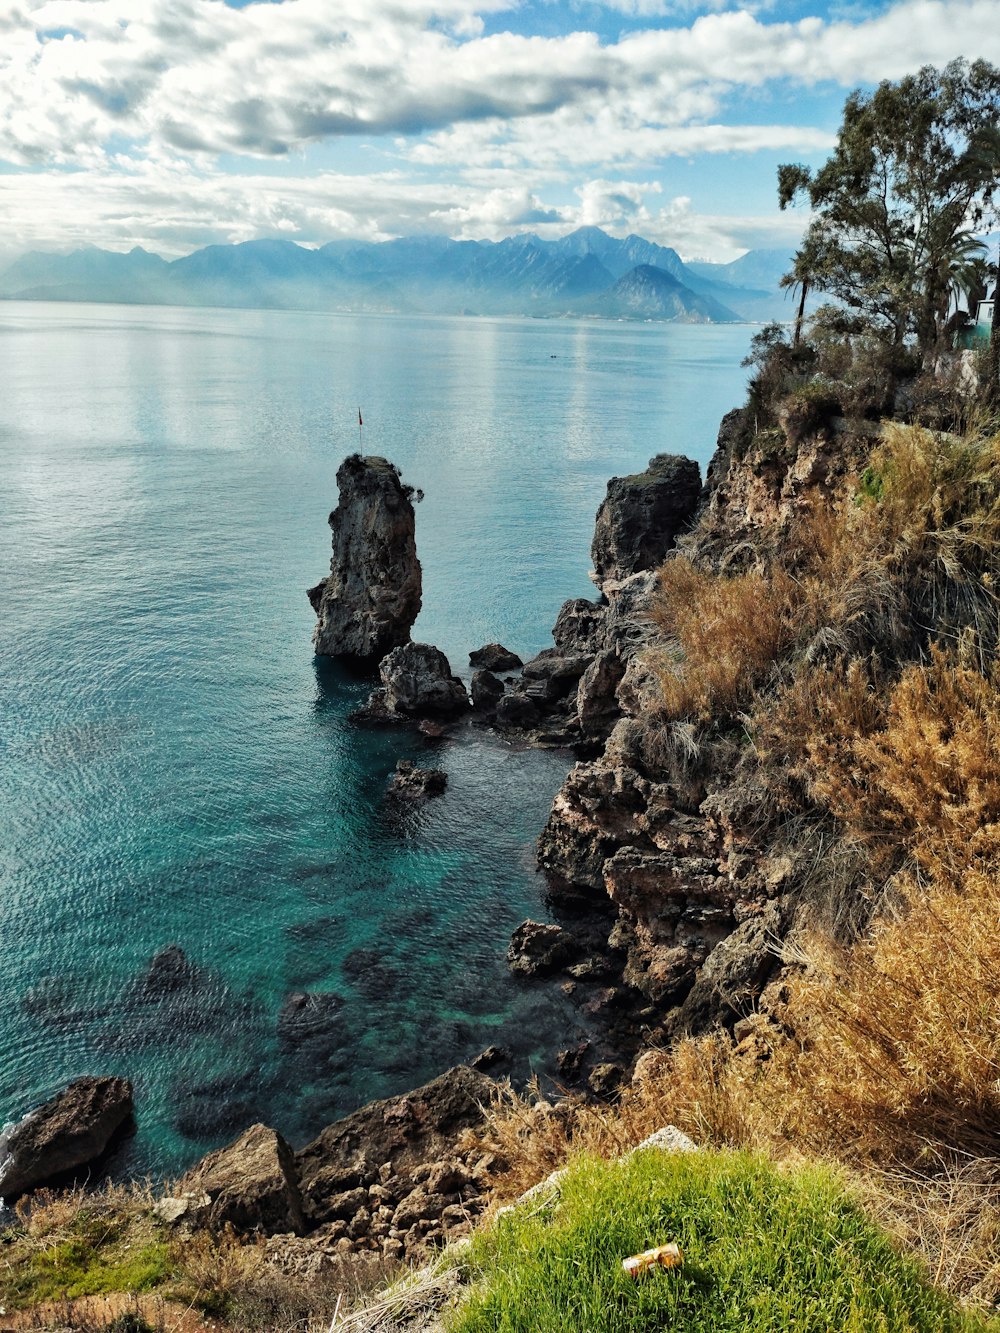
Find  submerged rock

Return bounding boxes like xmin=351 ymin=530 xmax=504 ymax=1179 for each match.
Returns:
xmin=591 ymin=453 xmax=701 ymax=589
xmin=380 ymin=642 xmax=469 ymax=718
xmin=0 ymin=1076 xmax=134 ymax=1200
xmin=311 ymin=455 xmax=422 ymax=665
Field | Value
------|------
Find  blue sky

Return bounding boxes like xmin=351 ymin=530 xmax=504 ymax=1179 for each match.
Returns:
xmin=1 ymin=0 xmax=998 ymax=262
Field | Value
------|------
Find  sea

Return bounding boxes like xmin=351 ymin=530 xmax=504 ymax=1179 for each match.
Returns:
xmin=0 ymin=302 xmax=751 ymax=1184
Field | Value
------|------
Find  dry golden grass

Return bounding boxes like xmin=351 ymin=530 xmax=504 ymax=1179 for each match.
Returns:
xmin=652 ymin=424 xmax=1000 ymax=723
xmin=651 ymin=558 xmax=797 ymax=720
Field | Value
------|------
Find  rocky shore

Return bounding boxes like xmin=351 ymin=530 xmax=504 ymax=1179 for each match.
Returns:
xmin=4 ymin=410 xmax=860 ymax=1271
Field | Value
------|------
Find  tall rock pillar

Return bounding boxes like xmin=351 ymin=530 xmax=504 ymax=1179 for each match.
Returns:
xmin=309 ymin=455 xmax=422 ymax=665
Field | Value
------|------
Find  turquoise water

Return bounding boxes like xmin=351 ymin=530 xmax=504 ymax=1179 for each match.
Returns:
xmin=0 ymin=303 xmax=750 ymax=1181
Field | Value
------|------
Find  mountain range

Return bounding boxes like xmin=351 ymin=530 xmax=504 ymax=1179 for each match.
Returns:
xmin=0 ymin=228 xmax=798 ymax=324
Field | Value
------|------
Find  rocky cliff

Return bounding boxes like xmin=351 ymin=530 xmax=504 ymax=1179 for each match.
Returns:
xmin=310 ymin=455 xmax=422 ymax=664
xmin=520 ymin=409 xmax=876 ymax=1075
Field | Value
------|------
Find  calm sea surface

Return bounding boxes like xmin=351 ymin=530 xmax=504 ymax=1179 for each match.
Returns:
xmin=0 ymin=302 xmax=750 ymax=1182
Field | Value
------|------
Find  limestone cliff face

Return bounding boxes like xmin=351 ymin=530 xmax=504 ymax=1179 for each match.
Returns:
xmin=310 ymin=455 xmax=422 ymax=665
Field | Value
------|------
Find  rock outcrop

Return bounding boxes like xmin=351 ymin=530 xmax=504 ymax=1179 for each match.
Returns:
xmin=170 ymin=1066 xmax=497 ymax=1262
xmin=591 ymin=454 xmax=701 ymax=590
xmin=179 ymin=1123 xmax=306 ymax=1235
xmin=310 ymin=455 xmax=422 ymax=665
xmin=487 ymin=456 xmax=699 ymax=750
xmin=0 ymin=1076 xmax=134 ymax=1199
xmin=378 ymin=643 xmax=469 ymax=718
xmin=295 ymin=1065 xmax=495 ymax=1255
xmin=524 ymin=411 xmax=871 ymax=1056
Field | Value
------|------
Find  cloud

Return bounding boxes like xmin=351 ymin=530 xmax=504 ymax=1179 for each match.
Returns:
xmin=3 ymin=0 xmax=1000 ymax=259
xmin=4 ymin=0 xmax=1000 ymax=168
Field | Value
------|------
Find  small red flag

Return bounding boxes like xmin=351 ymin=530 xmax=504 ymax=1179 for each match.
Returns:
xmin=358 ymin=408 xmax=363 ymax=427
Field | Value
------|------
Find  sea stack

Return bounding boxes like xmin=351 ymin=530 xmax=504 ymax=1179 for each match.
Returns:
xmin=309 ymin=455 xmax=422 ymax=665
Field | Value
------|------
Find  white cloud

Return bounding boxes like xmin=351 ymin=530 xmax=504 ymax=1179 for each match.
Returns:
xmin=2 ymin=0 xmax=999 ymax=258
xmin=4 ymin=0 xmax=1000 ymax=167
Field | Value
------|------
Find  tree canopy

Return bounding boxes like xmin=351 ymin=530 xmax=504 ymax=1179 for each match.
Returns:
xmin=779 ymin=60 xmax=1000 ymax=360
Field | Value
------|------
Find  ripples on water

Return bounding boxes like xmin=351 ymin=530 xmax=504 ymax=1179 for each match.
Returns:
xmin=0 ymin=303 xmax=749 ymax=1178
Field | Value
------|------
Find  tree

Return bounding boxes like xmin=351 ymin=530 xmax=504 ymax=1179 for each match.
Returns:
xmin=778 ymin=60 xmax=1000 ymax=363
xmin=962 ymin=125 xmax=1000 ymax=402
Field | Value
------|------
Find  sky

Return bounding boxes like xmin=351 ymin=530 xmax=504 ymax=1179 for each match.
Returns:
xmin=2 ymin=0 xmax=1000 ymax=263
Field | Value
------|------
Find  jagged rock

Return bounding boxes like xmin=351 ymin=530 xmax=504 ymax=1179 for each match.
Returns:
xmin=180 ymin=1123 xmax=306 ymax=1235
xmin=552 ymin=598 xmax=607 ymax=654
xmin=386 ymin=759 xmax=448 ymax=800
xmin=380 ymin=643 xmax=469 ymax=718
xmin=577 ymin=650 xmax=626 ymax=737
xmin=0 ymin=1076 xmax=134 ymax=1199
xmin=311 ymin=455 xmax=422 ymax=664
xmin=469 ymin=643 xmax=522 ymax=672
xmin=506 ymin=920 xmax=576 ymax=977
xmin=469 ymin=1044 xmax=512 ymax=1072
xmin=591 ymin=453 xmax=701 ymax=589
xmin=668 ymin=901 xmax=784 ymax=1037
xmin=295 ymin=1066 xmax=494 ymax=1229
xmin=521 ymin=650 xmax=592 ymax=695
xmin=556 ymin=1041 xmax=590 ymax=1081
xmin=471 ymin=669 xmax=504 ymax=713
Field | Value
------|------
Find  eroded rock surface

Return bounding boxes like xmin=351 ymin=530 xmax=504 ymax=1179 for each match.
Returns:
xmin=386 ymin=759 xmax=448 ymax=800
xmin=295 ymin=1065 xmax=495 ymax=1255
xmin=378 ymin=643 xmax=469 ymax=718
xmin=311 ymin=456 xmax=422 ymax=664
xmin=0 ymin=1076 xmax=134 ymax=1199
xmin=179 ymin=1123 xmax=306 ymax=1235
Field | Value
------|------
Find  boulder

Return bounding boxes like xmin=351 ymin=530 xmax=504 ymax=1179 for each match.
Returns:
xmin=311 ymin=455 xmax=422 ymax=664
xmin=469 ymin=643 xmax=522 ymax=672
xmin=295 ymin=1065 xmax=494 ymax=1228
xmin=471 ymin=669 xmax=504 ymax=713
xmin=386 ymin=759 xmax=448 ymax=800
xmin=380 ymin=643 xmax=469 ymax=718
xmin=180 ymin=1123 xmax=306 ymax=1235
xmin=591 ymin=454 xmax=701 ymax=589
xmin=506 ymin=920 xmax=575 ymax=977
xmin=0 ymin=1076 xmax=134 ymax=1199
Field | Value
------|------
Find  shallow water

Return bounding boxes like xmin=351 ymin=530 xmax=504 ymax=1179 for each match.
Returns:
xmin=0 ymin=303 xmax=750 ymax=1179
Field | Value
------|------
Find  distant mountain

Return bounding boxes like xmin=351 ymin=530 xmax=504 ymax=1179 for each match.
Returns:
xmin=595 ymin=265 xmax=737 ymax=322
xmin=0 ymin=228 xmax=796 ymax=324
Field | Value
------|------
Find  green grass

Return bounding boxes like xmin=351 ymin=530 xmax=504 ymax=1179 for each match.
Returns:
xmin=449 ymin=1150 xmax=1000 ymax=1333
xmin=3 ymin=1208 xmax=172 ymax=1308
